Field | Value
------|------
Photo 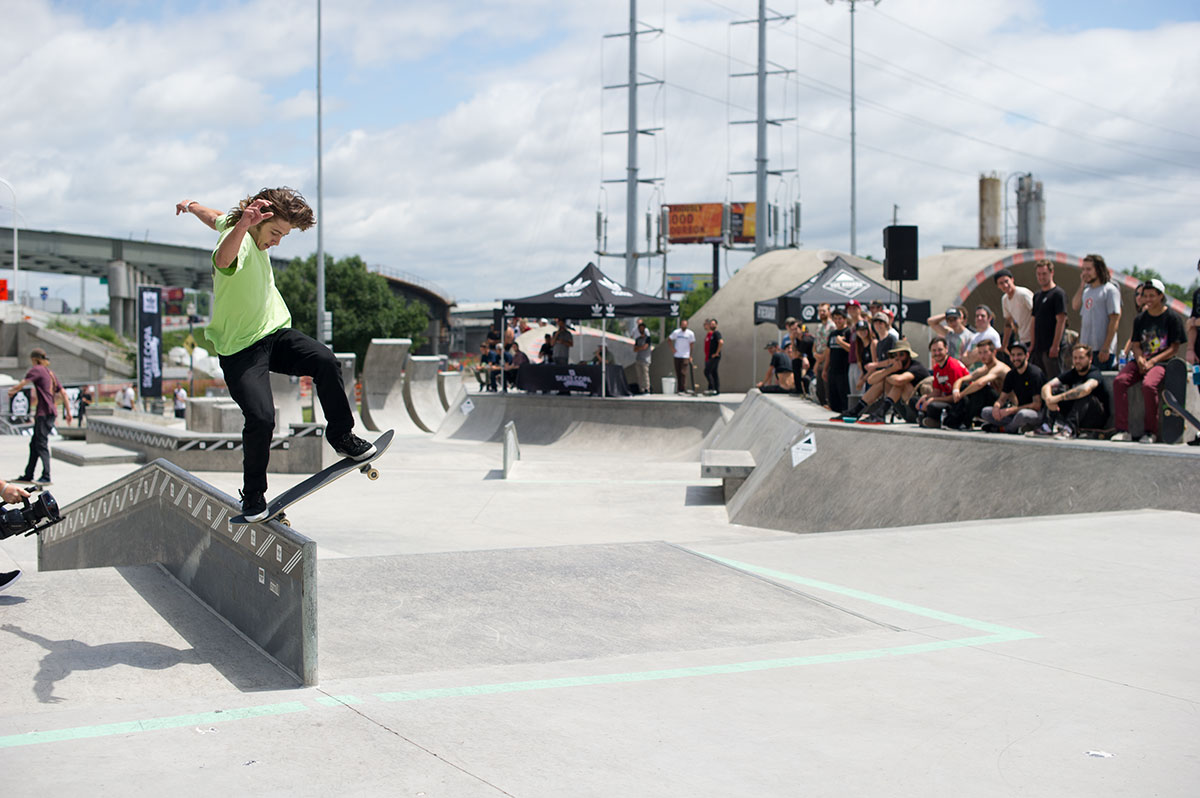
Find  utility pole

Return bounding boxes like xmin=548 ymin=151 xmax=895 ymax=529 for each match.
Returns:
xmin=315 ymin=0 xmax=328 ymax=346
xmin=827 ymin=0 xmax=880 ymax=256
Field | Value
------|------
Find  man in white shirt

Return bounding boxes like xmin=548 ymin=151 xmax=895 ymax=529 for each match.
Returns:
xmin=993 ymin=268 xmax=1034 ymax=353
xmin=668 ymin=318 xmax=696 ymax=394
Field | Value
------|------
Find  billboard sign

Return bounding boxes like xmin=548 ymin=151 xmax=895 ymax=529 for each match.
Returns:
xmin=138 ymin=286 xmax=163 ymax=398
xmin=665 ymin=202 xmax=756 ymax=244
xmin=666 ymin=274 xmax=713 ymax=295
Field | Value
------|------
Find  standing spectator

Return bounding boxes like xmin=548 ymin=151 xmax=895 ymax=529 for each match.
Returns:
xmin=1037 ymin=344 xmax=1110 ymax=440
xmin=668 ymin=318 xmax=696 ymax=394
xmin=9 ymin=348 xmax=72 ymax=485
xmin=926 ymin=308 xmax=973 ymax=363
xmin=704 ymin=318 xmax=724 ymax=395
xmin=1031 ymin=259 xmax=1068 ymax=378
xmin=781 ymin=316 xmax=798 ymax=349
xmin=173 ymin=384 xmax=188 ymax=419
xmin=1187 ymin=258 xmax=1200 ymax=445
xmin=823 ymin=307 xmax=852 ymax=414
xmin=981 ymin=342 xmax=1044 ymax=434
xmin=486 ymin=323 xmax=502 ymax=348
xmin=961 ymin=305 xmax=1003 ymax=367
xmin=551 ymin=318 xmax=573 ymax=366
xmin=811 ymin=303 xmax=834 ymax=406
xmin=77 ymin=384 xmax=93 ymax=426
xmin=792 ymin=325 xmax=814 ymax=395
xmin=1119 ymin=283 xmax=1147 ymax=361
xmin=756 ymin=341 xmax=794 ymax=393
xmin=994 ymin=269 xmax=1034 ymax=352
xmin=1072 ymin=254 xmax=1121 ymax=369
xmin=1111 ymin=279 xmax=1185 ymax=443
xmin=851 ymin=321 xmax=873 ymax=395
xmin=632 ymin=318 xmax=653 ymax=394
xmin=915 ymin=337 xmax=970 ymax=428
xmin=118 ymin=383 xmax=136 ymax=410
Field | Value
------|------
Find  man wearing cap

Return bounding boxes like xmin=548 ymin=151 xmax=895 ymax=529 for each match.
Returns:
xmin=822 ymin=307 xmax=852 ymax=413
xmin=862 ymin=339 xmax=930 ymax=423
xmin=981 ymin=341 xmax=1044 ymax=434
xmin=1031 ymin=259 xmax=1068 ymax=378
xmin=8 ymin=348 xmax=73 ymax=485
xmin=756 ymin=341 xmax=794 ymax=393
xmin=1111 ymin=278 xmax=1185 ymax=442
xmin=926 ymin=308 xmax=974 ymax=363
xmin=994 ymin=268 xmax=1034 ymax=353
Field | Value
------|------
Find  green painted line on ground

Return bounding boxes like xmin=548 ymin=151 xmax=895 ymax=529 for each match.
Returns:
xmin=0 ymin=557 xmax=1037 ymax=749
xmin=0 ymin=701 xmax=307 ymax=749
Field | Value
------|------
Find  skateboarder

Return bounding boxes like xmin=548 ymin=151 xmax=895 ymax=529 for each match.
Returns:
xmin=176 ymin=189 xmax=374 ymax=521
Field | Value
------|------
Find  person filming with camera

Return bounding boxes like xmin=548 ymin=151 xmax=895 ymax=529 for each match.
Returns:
xmin=0 ymin=478 xmax=33 ymax=592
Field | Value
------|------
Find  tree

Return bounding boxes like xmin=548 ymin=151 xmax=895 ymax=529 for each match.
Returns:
xmin=680 ymin=283 xmax=714 ymax=321
xmin=275 ymin=254 xmax=430 ymax=369
xmin=1127 ymin=265 xmax=1198 ymax=308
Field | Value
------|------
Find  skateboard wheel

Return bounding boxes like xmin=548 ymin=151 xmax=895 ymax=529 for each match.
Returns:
xmin=278 ymin=515 xmax=291 ymax=527
xmin=366 ymin=468 xmax=379 ymax=481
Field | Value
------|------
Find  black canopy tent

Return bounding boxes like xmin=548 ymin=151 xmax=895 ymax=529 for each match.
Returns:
xmin=753 ymin=257 xmax=931 ymax=330
xmin=500 ymin=262 xmax=678 ymax=397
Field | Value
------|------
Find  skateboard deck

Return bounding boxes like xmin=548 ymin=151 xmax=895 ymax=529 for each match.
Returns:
xmin=9 ymin=479 xmax=48 ymax=491
xmin=1162 ymin=389 xmax=1199 ymax=437
xmin=1157 ymin=359 xmax=1188 ymax=444
xmin=232 ymin=430 xmax=394 ymax=525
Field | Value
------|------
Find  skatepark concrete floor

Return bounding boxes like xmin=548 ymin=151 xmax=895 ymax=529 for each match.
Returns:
xmin=1 ymin=425 xmax=1198 ymax=796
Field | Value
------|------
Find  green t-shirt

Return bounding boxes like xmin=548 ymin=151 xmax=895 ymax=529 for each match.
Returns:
xmin=206 ymin=214 xmax=291 ymax=356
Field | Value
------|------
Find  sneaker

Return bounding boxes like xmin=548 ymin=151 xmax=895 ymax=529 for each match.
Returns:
xmin=1053 ymin=427 xmax=1076 ymax=440
xmin=239 ymin=490 xmax=268 ymax=523
xmin=1138 ymin=433 xmax=1157 ymax=444
xmin=980 ymin=423 xmax=999 ymax=433
xmin=36 ymin=476 xmax=52 ymax=485
xmin=1025 ymin=423 xmax=1055 ymax=438
xmin=330 ymin=431 xmax=376 ymax=462
xmin=920 ymin=416 xmax=940 ymax=429
xmin=1188 ymin=434 xmax=1200 ymax=447
xmin=0 ymin=569 xmax=22 ymax=593
xmin=12 ymin=476 xmax=33 ymax=484
xmin=1110 ymin=431 xmax=1133 ymax=442
xmin=860 ymin=412 xmax=888 ymax=424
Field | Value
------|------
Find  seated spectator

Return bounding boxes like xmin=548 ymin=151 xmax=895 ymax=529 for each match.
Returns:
xmin=1111 ymin=278 xmax=1185 ymax=443
xmin=1033 ymin=343 xmax=1110 ymax=440
xmin=589 ymin=345 xmax=613 ymax=365
xmin=916 ymin=336 xmax=970 ymax=428
xmin=788 ymin=337 xmax=810 ymax=396
xmin=757 ymin=341 xmax=795 ymax=393
xmin=926 ymin=307 xmax=974 ymax=363
xmin=477 ymin=341 xmax=501 ymax=392
xmin=939 ymin=339 xmax=1010 ymax=430
xmin=981 ymin=341 xmax=1045 ymax=434
xmin=503 ymin=342 xmax=529 ymax=389
xmin=538 ymin=333 xmax=554 ymax=364
xmin=849 ymin=340 xmax=929 ymax=423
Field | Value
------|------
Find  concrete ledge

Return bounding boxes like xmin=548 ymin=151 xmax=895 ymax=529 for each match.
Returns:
xmin=85 ymin=416 xmax=327 ymax=473
xmin=40 ymin=459 xmax=317 ymax=684
xmin=715 ymin=390 xmax=1200 ymax=535
xmin=52 ymin=441 xmax=142 ymax=466
xmin=701 ymin=449 xmax=756 ymax=502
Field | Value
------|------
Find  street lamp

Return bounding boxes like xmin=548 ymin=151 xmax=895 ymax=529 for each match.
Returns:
xmin=826 ymin=0 xmax=881 ymax=257
xmin=0 ymin=177 xmax=17 ymax=303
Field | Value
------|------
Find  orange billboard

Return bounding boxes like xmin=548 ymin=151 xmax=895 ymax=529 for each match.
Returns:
xmin=666 ymin=202 xmax=756 ymax=244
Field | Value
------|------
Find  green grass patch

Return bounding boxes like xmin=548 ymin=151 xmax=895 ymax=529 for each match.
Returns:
xmin=162 ymin=326 xmax=217 ymax=357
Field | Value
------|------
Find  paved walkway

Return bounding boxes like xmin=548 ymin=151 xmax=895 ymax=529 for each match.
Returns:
xmin=0 ymin=428 xmax=1196 ymax=796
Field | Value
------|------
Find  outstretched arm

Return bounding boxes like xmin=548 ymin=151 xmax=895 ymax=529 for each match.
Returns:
xmin=176 ymin=200 xmax=224 ymax=231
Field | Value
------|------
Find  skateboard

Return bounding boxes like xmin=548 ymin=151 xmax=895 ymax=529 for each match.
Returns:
xmin=231 ymin=430 xmax=394 ymax=526
xmin=1162 ymin=389 xmax=1199 ymax=440
xmin=9 ymin=479 xmax=48 ymax=491
xmin=1157 ymin=359 xmax=1188 ymax=444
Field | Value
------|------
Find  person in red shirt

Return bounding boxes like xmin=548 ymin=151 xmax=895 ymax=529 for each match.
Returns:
xmin=914 ymin=337 xmax=969 ymax=429
xmin=8 ymin=348 xmax=73 ymax=484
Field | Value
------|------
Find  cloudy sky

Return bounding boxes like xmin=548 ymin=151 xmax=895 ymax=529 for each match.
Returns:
xmin=1 ymin=0 xmax=1197 ymax=311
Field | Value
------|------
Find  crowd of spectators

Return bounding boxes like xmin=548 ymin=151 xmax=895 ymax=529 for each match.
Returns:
xmin=778 ymin=256 xmax=1199 ymax=445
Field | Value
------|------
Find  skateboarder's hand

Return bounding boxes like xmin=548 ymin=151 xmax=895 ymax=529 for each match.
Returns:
xmin=241 ymin=199 xmax=274 ymax=226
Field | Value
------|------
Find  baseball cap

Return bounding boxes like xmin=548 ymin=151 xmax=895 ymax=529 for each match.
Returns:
xmin=871 ymin=311 xmax=890 ymax=324
xmin=847 ymin=299 xmax=862 ymax=308
xmin=831 ymin=306 xmax=846 ymax=317
xmin=945 ymin=307 xmax=961 ymax=318
xmin=30 ymin=347 xmax=48 ymax=360
xmin=1141 ymin=278 xmax=1166 ymax=294
xmin=765 ymin=341 xmax=779 ymax=349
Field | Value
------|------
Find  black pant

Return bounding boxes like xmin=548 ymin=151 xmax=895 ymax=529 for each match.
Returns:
xmin=704 ymin=356 xmax=720 ymax=393
xmin=219 ymin=328 xmax=354 ymax=495
xmin=942 ymin=386 xmax=999 ymax=429
xmin=23 ymin=415 xmax=54 ymax=480
xmin=827 ymin=369 xmax=850 ymax=414
xmin=1050 ymin=394 xmax=1108 ymax=431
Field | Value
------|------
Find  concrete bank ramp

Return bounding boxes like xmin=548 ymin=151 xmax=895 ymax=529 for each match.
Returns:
xmin=437 ymin=369 xmax=465 ymax=410
xmin=360 ymin=338 xmax=425 ymax=434
xmin=40 ymin=460 xmax=316 ymax=684
xmin=402 ymin=355 xmax=448 ymax=433
xmin=317 ymin=542 xmax=888 ymax=679
xmin=435 ymin=392 xmax=732 ymax=460
xmin=714 ymin=390 xmax=1200 ymax=534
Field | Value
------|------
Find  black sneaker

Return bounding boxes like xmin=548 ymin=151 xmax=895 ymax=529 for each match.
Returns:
xmin=0 ymin=569 xmax=21 ymax=593
xmin=239 ymin=490 xmax=269 ymax=523
xmin=36 ymin=476 xmax=52 ymax=485
xmin=330 ymin=432 xmax=376 ymax=462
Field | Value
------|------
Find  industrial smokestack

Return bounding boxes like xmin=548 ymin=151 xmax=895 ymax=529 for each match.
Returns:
xmin=1016 ymin=175 xmax=1046 ymax=250
xmin=978 ymin=173 xmax=1002 ymax=249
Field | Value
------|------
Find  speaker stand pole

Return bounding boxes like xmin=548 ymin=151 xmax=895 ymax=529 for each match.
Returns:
xmin=898 ymin=279 xmax=904 ymax=338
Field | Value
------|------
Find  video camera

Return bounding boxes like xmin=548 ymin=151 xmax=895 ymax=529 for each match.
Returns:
xmin=0 ymin=491 xmax=62 ymax=540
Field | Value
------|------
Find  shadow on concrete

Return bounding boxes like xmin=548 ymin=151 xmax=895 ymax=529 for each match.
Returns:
xmin=684 ymin=485 xmax=725 ymax=506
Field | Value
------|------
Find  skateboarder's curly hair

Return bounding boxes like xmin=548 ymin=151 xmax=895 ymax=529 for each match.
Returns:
xmin=227 ymin=187 xmax=315 ymax=231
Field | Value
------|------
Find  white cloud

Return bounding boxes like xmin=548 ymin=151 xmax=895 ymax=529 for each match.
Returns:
xmin=0 ymin=0 xmax=1197 ymax=310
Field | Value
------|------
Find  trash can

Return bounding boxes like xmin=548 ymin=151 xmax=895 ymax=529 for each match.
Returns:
xmin=661 ymin=376 xmax=676 ymax=394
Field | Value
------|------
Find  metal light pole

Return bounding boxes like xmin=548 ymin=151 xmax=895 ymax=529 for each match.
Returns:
xmin=624 ymin=0 xmax=639 ymax=292
xmin=755 ymin=0 xmax=768 ymax=256
xmin=826 ymin=0 xmax=880 ymax=256
xmin=315 ymin=0 xmax=327 ymax=346
xmin=0 ymin=178 xmax=17 ymax=303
